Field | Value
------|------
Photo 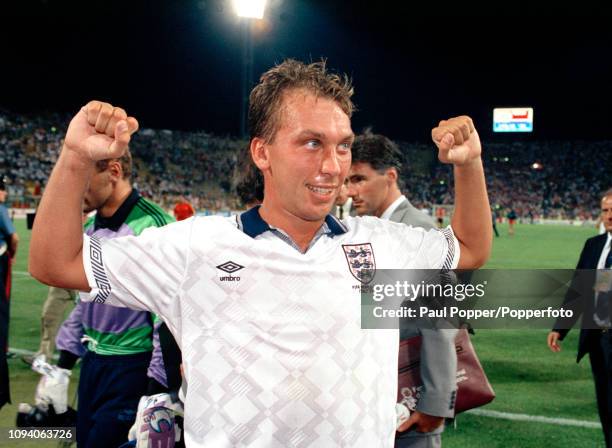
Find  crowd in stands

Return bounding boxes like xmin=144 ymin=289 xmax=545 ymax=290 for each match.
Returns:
xmin=130 ymin=127 xmax=244 ymax=211
xmin=0 ymin=110 xmax=245 ymax=212
xmin=1 ymin=109 xmax=610 ymax=220
xmin=400 ymin=140 xmax=612 ymax=220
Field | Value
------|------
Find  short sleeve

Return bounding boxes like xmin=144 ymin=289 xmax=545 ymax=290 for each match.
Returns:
xmin=435 ymin=227 xmax=460 ymax=270
xmin=80 ymin=219 xmax=192 ymax=318
xmin=390 ymin=224 xmax=460 ymax=270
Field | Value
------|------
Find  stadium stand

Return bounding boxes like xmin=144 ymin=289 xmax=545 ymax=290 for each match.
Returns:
xmin=1 ymin=109 xmax=610 ymax=220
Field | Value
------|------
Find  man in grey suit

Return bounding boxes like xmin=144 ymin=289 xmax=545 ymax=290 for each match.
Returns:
xmin=348 ymin=131 xmax=457 ymax=448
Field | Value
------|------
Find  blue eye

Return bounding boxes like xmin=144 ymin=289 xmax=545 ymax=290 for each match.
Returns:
xmin=306 ymin=140 xmax=320 ymax=149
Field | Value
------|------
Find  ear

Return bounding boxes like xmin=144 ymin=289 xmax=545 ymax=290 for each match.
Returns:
xmin=108 ymin=160 xmax=122 ymax=182
xmin=251 ymin=137 xmax=270 ymax=171
xmin=386 ymin=167 xmax=398 ymax=184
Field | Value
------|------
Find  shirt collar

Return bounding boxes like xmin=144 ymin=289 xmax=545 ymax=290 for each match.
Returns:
xmin=596 ymin=232 xmax=612 ymax=270
xmin=380 ymin=195 xmax=406 ymax=220
xmin=94 ymin=189 xmax=140 ymax=231
xmin=238 ymin=205 xmax=348 ymax=239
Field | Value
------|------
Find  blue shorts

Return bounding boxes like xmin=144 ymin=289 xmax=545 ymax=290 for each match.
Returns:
xmin=77 ymin=350 xmax=151 ymax=448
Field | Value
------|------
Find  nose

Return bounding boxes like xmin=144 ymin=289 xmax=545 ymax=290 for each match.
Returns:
xmin=320 ymin=147 xmax=342 ymax=177
xmin=347 ymin=181 xmax=358 ymax=198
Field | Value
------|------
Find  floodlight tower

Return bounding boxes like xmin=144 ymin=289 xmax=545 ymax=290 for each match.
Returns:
xmin=233 ymin=0 xmax=267 ymax=138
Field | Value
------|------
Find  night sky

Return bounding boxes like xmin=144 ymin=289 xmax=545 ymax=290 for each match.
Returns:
xmin=2 ymin=0 xmax=611 ymax=141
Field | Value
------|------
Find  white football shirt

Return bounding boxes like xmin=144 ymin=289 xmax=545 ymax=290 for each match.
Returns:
xmin=81 ymin=208 xmax=459 ymax=447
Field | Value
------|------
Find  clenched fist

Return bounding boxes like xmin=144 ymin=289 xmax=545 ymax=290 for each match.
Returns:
xmin=64 ymin=101 xmax=139 ymax=161
xmin=432 ymin=116 xmax=481 ymax=166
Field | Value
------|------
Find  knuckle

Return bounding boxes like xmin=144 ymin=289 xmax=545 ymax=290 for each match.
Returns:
xmin=99 ymin=106 xmax=112 ymax=120
xmin=114 ymin=107 xmax=127 ymax=119
xmin=87 ymin=100 xmax=101 ymax=110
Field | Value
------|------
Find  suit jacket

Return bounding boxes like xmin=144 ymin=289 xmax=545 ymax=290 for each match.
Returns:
xmin=389 ymin=198 xmax=438 ymax=232
xmin=390 ymin=198 xmax=458 ymax=432
xmin=553 ymin=233 xmax=608 ymax=363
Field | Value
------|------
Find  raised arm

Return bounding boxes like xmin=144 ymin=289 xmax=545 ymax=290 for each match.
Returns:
xmin=29 ymin=101 xmax=138 ymax=290
xmin=431 ymin=116 xmax=492 ymax=269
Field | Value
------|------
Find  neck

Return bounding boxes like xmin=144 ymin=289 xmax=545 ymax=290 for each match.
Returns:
xmin=376 ymin=187 xmax=402 ymax=218
xmin=258 ymin=201 xmax=325 ymax=252
xmin=99 ymin=182 xmax=132 ymax=218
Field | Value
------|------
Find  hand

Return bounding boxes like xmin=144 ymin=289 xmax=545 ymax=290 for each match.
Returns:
xmin=64 ymin=100 xmax=139 ymax=162
xmin=128 ymin=393 xmax=184 ymax=447
xmin=547 ymin=331 xmax=562 ymax=352
xmin=432 ymin=116 xmax=481 ymax=166
xmin=397 ymin=410 xmax=445 ymax=433
xmin=33 ymin=361 xmax=71 ymax=414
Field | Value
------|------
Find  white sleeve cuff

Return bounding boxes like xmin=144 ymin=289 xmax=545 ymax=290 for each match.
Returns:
xmin=82 ymin=234 xmax=112 ymax=304
xmin=440 ymin=226 xmax=460 ymax=270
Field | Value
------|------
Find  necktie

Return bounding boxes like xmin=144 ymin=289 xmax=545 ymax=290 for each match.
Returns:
xmin=594 ymin=246 xmax=612 ymax=323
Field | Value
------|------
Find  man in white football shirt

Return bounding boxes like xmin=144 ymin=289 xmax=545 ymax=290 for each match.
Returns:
xmin=30 ymin=59 xmax=491 ymax=447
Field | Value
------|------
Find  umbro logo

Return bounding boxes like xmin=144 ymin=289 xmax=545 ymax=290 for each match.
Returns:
xmin=216 ymin=261 xmax=244 ymax=282
xmin=216 ymin=261 xmax=244 ymax=274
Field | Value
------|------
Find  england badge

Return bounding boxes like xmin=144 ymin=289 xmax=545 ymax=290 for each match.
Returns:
xmin=342 ymin=243 xmax=376 ymax=284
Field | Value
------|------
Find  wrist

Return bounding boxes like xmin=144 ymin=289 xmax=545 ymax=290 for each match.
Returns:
xmin=453 ymin=156 xmax=483 ymax=169
xmin=57 ymin=350 xmax=79 ymax=370
xmin=60 ymin=144 xmax=96 ymax=169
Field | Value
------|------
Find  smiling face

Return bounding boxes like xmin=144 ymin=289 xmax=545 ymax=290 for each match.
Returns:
xmin=251 ymin=89 xmax=354 ymax=226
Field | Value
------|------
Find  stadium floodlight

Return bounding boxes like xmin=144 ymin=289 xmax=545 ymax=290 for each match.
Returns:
xmin=234 ymin=0 xmax=267 ymax=137
xmin=233 ymin=0 xmax=267 ymax=19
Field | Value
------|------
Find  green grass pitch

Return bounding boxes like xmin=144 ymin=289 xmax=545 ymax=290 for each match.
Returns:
xmin=0 ymin=219 xmax=605 ymax=447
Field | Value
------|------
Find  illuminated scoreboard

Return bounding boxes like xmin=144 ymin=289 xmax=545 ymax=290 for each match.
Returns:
xmin=493 ymin=107 xmax=533 ymax=133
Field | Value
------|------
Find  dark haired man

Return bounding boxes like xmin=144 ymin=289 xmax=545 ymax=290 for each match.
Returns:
xmin=30 ymin=59 xmax=491 ymax=447
xmin=348 ymin=131 xmax=435 ymax=229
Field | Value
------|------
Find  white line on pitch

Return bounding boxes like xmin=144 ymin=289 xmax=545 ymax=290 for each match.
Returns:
xmin=467 ymin=408 xmax=601 ymax=429
xmin=8 ymin=347 xmax=58 ymax=360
